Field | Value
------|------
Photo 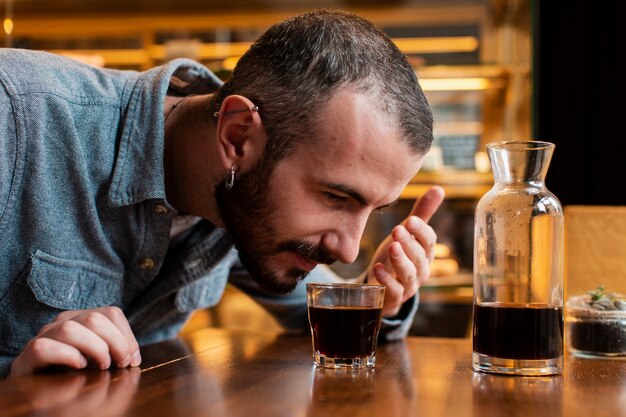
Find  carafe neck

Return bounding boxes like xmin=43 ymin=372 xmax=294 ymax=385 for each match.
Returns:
xmin=487 ymin=141 xmax=555 ymax=185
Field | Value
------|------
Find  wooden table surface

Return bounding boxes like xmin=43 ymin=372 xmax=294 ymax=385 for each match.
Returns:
xmin=1 ymin=327 xmax=625 ymax=417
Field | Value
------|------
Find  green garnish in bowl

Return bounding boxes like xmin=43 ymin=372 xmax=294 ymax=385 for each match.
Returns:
xmin=586 ymin=286 xmax=626 ymax=311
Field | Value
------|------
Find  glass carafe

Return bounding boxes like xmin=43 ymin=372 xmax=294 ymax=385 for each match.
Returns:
xmin=472 ymin=141 xmax=564 ymax=375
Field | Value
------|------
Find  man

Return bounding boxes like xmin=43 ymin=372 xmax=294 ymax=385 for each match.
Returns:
xmin=0 ymin=10 xmax=444 ymax=378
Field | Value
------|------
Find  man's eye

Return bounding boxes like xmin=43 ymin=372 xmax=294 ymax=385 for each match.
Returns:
xmin=323 ymin=192 xmax=348 ymax=203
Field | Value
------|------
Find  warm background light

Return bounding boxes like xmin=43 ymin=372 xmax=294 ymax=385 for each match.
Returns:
xmin=3 ymin=18 xmax=13 ymax=35
xmin=420 ymin=77 xmax=490 ymax=91
xmin=221 ymin=56 xmax=239 ymax=71
xmin=393 ymin=36 xmax=478 ymax=54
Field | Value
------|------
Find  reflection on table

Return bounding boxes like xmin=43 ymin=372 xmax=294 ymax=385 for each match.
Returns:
xmin=1 ymin=327 xmax=625 ymax=417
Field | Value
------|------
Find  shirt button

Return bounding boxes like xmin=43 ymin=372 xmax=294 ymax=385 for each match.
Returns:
xmin=154 ymin=204 xmax=169 ymax=215
xmin=140 ymin=258 xmax=155 ymax=270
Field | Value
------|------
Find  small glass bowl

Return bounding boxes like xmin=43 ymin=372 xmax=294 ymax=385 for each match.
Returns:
xmin=566 ymin=294 xmax=626 ymax=359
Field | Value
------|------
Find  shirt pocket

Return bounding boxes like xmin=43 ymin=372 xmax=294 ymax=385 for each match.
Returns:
xmin=0 ymin=250 xmax=123 ymax=355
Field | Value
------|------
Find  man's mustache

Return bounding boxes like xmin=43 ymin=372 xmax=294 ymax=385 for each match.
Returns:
xmin=276 ymin=240 xmax=337 ymax=265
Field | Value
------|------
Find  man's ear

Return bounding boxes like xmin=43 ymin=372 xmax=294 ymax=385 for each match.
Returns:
xmin=215 ymin=95 xmax=266 ymax=173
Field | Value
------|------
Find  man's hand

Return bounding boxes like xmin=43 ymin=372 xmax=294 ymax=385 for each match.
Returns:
xmin=366 ymin=186 xmax=445 ymax=317
xmin=9 ymin=307 xmax=141 ymax=377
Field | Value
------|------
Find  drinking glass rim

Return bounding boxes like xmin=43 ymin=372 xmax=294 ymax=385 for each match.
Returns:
xmin=487 ymin=140 xmax=555 ymax=151
xmin=306 ymin=282 xmax=385 ymax=290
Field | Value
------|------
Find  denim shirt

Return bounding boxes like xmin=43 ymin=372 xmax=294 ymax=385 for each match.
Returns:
xmin=0 ymin=49 xmax=417 ymax=377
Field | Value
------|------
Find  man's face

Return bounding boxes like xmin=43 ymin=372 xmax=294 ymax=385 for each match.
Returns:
xmin=216 ymin=89 xmax=423 ymax=293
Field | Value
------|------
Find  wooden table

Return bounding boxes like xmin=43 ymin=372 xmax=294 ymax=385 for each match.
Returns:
xmin=1 ymin=328 xmax=625 ymax=417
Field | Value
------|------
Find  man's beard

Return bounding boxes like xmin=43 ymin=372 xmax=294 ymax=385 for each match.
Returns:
xmin=214 ymin=157 xmax=336 ymax=294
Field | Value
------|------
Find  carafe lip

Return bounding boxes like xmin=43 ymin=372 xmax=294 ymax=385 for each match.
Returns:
xmin=487 ymin=140 xmax=555 ymax=151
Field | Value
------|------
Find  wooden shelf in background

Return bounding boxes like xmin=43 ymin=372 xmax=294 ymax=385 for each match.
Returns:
xmin=402 ymin=170 xmax=492 ymax=200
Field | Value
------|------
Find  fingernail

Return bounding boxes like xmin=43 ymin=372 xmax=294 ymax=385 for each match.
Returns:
xmin=101 ymin=357 xmax=111 ymax=370
xmin=131 ymin=350 xmax=142 ymax=367
xmin=78 ymin=356 xmax=88 ymax=368
xmin=118 ymin=354 xmax=131 ymax=368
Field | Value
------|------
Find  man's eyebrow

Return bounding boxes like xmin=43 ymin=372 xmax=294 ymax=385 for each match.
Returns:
xmin=322 ymin=182 xmax=399 ymax=210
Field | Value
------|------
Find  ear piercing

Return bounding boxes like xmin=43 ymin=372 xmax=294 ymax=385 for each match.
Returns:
xmin=225 ymin=164 xmax=236 ymax=190
xmin=213 ymin=105 xmax=259 ymax=119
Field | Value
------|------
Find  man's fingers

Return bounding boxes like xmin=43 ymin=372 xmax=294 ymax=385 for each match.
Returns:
xmin=52 ymin=310 xmax=82 ymax=324
xmin=11 ymin=307 xmax=141 ymax=378
xmin=403 ymin=217 xmax=437 ymax=263
xmin=11 ymin=338 xmax=87 ymax=377
xmin=39 ymin=319 xmax=118 ymax=370
xmin=373 ymin=263 xmax=404 ymax=317
xmin=69 ymin=312 xmax=136 ymax=368
xmin=84 ymin=307 xmax=141 ymax=367
xmin=388 ymin=242 xmax=418 ymax=293
xmin=391 ymin=224 xmax=432 ymax=286
xmin=366 ymin=187 xmax=444 ymax=316
xmin=409 ymin=185 xmax=445 ymax=223
xmin=97 ymin=307 xmax=142 ymax=367
xmin=62 ymin=307 xmax=141 ymax=368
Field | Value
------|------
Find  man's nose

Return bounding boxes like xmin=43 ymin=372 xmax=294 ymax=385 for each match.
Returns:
xmin=323 ymin=215 xmax=368 ymax=264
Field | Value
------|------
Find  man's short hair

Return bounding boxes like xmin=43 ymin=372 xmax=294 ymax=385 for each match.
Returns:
xmin=211 ymin=10 xmax=433 ymax=166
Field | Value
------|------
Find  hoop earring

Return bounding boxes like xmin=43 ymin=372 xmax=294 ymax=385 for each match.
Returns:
xmin=225 ymin=165 xmax=236 ymax=190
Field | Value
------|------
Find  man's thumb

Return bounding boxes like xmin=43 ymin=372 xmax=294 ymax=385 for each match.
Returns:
xmin=410 ymin=185 xmax=445 ymax=223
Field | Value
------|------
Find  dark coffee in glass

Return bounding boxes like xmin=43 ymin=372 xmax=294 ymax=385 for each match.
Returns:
xmin=306 ymin=283 xmax=385 ymax=369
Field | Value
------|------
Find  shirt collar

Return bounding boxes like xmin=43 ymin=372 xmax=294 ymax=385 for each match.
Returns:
xmin=107 ymin=59 xmax=222 ymax=208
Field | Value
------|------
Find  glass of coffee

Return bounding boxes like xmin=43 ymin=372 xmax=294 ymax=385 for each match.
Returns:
xmin=306 ymin=283 xmax=385 ymax=369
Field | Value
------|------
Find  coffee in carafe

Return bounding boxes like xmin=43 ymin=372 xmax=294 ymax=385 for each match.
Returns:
xmin=472 ymin=141 xmax=564 ymax=376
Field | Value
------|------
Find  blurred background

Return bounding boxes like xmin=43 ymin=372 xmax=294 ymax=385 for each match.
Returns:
xmin=2 ymin=0 xmax=624 ymax=337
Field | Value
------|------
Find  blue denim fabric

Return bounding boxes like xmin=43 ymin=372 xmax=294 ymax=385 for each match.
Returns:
xmin=0 ymin=49 xmax=236 ymax=370
xmin=0 ymin=48 xmax=417 ymax=378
